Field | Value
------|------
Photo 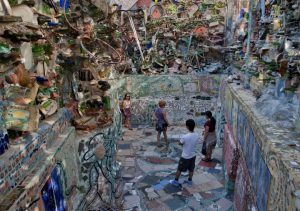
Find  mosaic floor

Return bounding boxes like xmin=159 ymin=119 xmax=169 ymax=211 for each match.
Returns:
xmin=117 ymin=126 xmax=234 ymax=211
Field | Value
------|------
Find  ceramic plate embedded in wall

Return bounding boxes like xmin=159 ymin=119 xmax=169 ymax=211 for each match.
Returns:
xmin=150 ymin=3 xmax=165 ymax=19
xmin=40 ymin=99 xmax=58 ymax=117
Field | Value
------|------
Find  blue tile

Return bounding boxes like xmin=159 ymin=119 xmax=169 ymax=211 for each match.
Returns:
xmin=153 ymin=184 xmax=164 ymax=191
xmin=153 ymin=179 xmax=170 ymax=191
xmin=160 ymin=179 xmax=170 ymax=185
xmin=207 ymin=168 xmax=221 ymax=174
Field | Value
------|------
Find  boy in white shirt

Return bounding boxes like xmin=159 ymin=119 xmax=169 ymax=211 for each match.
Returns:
xmin=170 ymin=119 xmax=199 ymax=186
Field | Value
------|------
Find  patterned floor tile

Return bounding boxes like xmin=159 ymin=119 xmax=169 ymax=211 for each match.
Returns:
xmin=198 ymin=180 xmax=223 ymax=192
xmin=188 ymin=197 xmax=205 ymax=210
xmin=198 ymin=160 xmax=217 ymax=168
xmin=156 ymin=189 xmax=168 ymax=198
xmin=163 ymin=195 xmax=186 ymax=210
xmin=146 ymin=200 xmax=161 ymax=209
xmin=121 ymin=126 xmax=232 ymax=211
xmin=118 ymin=143 xmax=131 ymax=150
xmin=207 ymin=168 xmax=221 ymax=174
xmin=117 ymin=149 xmax=132 ymax=156
xmin=200 ymin=192 xmax=214 ymax=199
xmin=215 ymin=198 xmax=233 ymax=210
xmin=164 ymin=183 xmax=182 ymax=194
xmin=145 ymin=156 xmax=177 ymax=165
xmin=139 ymin=175 xmax=161 ymax=185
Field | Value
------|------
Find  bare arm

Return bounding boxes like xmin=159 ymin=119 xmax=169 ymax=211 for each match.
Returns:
xmin=203 ymin=126 xmax=209 ymax=141
xmin=153 ymin=109 xmax=158 ymax=121
xmin=163 ymin=110 xmax=169 ymax=125
xmin=179 ymin=136 xmax=184 ymax=146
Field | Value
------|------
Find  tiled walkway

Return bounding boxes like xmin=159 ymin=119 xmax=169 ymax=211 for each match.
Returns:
xmin=117 ymin=126 xmax=233 ymax=211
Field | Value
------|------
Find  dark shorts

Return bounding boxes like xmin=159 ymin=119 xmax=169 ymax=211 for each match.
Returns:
xmin=156 ymin=123 xmax=168 ymax=132
xmin=177 ymin=156 xmax=196 ymax=172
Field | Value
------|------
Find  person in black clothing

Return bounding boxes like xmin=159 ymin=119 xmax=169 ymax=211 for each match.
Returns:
xmin=202 ymin=111 xmax=217 ymax=162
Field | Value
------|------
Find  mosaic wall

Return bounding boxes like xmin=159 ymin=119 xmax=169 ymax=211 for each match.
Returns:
xmin=126 ymin=75 xmax=221 ymax=126
xmin=0 ymin=102 xmax=9 ymax=155
xmin=75 ymin=84 xmax=124 ymax=211
xmin=3 ymin=81 xmax=124 ymax=211
xmin=129 ymin=75 xmax=220 ymax=97
xmin=221 ymin=82 xmax=300 ymax=210
xmin=222 ymin=84 xmax=272 ymax=211
xmin=76 ymin=128 xmax=123 ymax=210
xmin=238 ymin=111 xmax=272 ymax=211
xmin=216 ymin=100 xmax=226 ymax=147
xmin=4 ymin=123 xmax=76 ymax=210
xmin=41 ymin=166 xmax=67 ymax=211
xmin=54 ymin=127 xmax=80 ymax=210
xmin=0 ymin=108 xmax=72 ymax=203
xmin=223 ymin=124 xmax=239 ymax=182
xmin=234 ymin=152 xmax=257 ymax=210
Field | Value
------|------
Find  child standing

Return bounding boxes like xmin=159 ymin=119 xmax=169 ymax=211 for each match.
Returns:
xmin=170 ymin=119 xmax=199 ymax=186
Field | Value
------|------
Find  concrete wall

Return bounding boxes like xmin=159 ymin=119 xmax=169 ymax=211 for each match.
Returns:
xmin=124 ymin=75 xmax=221 ymax=126
xmin=219 ymin=81 xmax=300 ymax=211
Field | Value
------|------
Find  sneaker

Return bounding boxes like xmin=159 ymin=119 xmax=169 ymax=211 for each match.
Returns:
xmin=183 ymin=180 xmax=193 ymax=187
xmin=169 ymin=179 xmax=181 ymax=186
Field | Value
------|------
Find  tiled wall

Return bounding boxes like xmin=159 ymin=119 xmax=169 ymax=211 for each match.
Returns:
xmin=126 ymin=75 xmax=221 ymax=126
xmin=0 ymin=101 xmax=9 ymax=156
xmin=223 ymin=124 xmax=239 ymax=182
xmin=234 ymin=152 xmax=257 ymax=210
xmin=74 ymin=82 xmax=124 ymax=210
xmin=0 ymin=109 xmax=73 ymax=210
xmin=220 ymin=81 xmax=300 ymax=211
xmin=0 ymin=109 xmax=72 ymax=199
xmin=222 ymin=84 xmax=273 ymax=210
xmin=0 ymin=80 xmax=124 ymax=210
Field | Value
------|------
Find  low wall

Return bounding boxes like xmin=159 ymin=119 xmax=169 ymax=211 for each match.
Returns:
xmin=125 ymin=75 xmax=221 ymax=126
xmin=220 ymin=81 xmax=300 ymax=211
